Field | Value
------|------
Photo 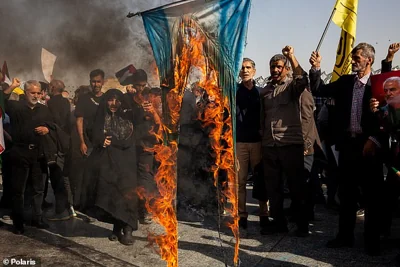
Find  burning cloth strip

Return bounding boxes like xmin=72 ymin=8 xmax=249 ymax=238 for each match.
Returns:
xmin=138 ymin=0 xmax=252 ymax=266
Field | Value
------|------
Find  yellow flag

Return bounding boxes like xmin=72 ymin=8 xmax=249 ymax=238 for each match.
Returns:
xmin=331 ymin=0 xmax=358 ymax=82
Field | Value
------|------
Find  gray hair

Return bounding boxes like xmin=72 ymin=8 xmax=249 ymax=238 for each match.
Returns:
xmin=51 ymin=79 xmax=65 ymax=93
xmin=269 ymin=54 xmax=289 ymax=67
xmin=352 ymin=42 xmax=375 ymax=64
xmin=383 ymin=76 xmax=400 ymax=88
xmin=243 ymin=57 xmax=255 ymax=68
xmin=24 ymin=80 xmax=41 ymax=91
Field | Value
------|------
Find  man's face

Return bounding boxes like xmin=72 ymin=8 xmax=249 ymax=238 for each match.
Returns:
xmin=107 ymin=98 xmax=121 ymax=113
xmin=239 ymin=61 xmax=256 ymax=82
xmin=384 ymin=80 xmax=400 ymax=101
xmin=26 ymin=86 xmax=41 ymax=106
xmin=270 ymin=60 xmax=288 ymax=82
xmin=351 ymin=49 xmax=371 ymax=73
xmin=90 ymin=75 xmax=104 ymax=94
xmin=132 ymin=80 xmax=147 ymax=94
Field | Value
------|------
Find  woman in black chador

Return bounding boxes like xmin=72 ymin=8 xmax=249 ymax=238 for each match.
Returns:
xmin=81 ymin=89 xmax=138 ymax=245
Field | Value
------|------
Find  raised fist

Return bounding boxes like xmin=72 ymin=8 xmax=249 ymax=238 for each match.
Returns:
xmin=388 ymin=43 xmax=400 ymax=57
xmin=282 ymin=45 xmax=294 ymax=58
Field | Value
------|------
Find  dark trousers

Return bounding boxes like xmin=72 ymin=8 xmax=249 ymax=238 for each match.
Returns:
xmin=304 ymin=154 xmax=315 ymax=218
xmin=0 ymin=151 xmax=13 ymax=209
xmin=49 ymin=164 xmax=69 ymax=214
xmin=262 ymin=144 xmax=308 ymax=230
xmin=381 ymin=171 xmax=400 ymax=236
xmin=136 ymin=145 xmax=156 ymax=216
xmin=337 ymin=136 xmax=384 ymax=249
xmin=11 ymin=147 xmax=45 ymax=226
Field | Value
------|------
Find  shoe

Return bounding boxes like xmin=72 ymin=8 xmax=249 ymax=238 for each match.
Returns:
xmin=108 ymin=223 xmax=122 ymax=242
xmin=47 ymin=210 xmax=72 ymax=221
xmin=31 ymin=219 xmax=50 ymax=229
xmin=239 ymin=217 xmax=248 ymax=230
xmin=69 ymin=206 xmax=77 ymax=217
xmin=356 ymin=209 xmax=365 ymax=217
xmin=119 ymin=225 xmax=134 ymax=246
xmin=326 ymin=238 xmax=354 ymax=248
xmin=42 ymin=200 xmax=53 ymax=211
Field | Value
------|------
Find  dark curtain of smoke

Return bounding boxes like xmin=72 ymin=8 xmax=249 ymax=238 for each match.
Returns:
xmin=0 ymin=0 xmax=173 ymax=88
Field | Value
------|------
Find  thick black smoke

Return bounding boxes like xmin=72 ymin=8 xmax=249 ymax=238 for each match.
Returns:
xmin=0 ymin=0 xmax=173 ymax=90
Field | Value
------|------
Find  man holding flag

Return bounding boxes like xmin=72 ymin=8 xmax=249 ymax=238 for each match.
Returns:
xmin=308 ymin=0 xmax=385 ymax=256
xmin=309 ymin=43 xmax=384 ymax=255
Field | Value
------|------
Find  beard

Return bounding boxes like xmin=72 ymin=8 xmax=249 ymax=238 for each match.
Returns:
xmin=29 ymin=99 xmax=38 ymax=105
xmin=352 ymin=62 xmax=367 ymax=73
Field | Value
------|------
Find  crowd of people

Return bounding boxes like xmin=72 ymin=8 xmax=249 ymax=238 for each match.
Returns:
xmin=0 ymin=41 xmax=400 ymax=258
xmin=237 ymin=42 xmax=400 ymax=257
xmin=0 ymin=68 xmax=163 ymax=246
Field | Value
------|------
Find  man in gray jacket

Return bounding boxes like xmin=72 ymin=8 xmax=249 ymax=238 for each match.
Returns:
xmin=259 ymin=45 xmax=309 ymax=236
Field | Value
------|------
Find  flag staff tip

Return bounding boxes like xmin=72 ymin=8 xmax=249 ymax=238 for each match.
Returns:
xmin=127 ymin=12 xmax=140 ymax=18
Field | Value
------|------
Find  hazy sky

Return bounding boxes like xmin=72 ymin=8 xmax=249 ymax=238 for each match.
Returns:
xmin=0 ymin=0 xmax=398 ymax=86
xmin=244 ymin=0 xmax=400 ymax=77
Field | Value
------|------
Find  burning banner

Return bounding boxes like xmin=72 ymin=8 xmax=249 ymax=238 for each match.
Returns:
xmin=136 ymin=0 xmax=252 ymax=266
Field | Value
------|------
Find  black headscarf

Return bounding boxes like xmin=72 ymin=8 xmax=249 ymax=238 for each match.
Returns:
xmin=92 ymin=89 xmax=134 ymax=148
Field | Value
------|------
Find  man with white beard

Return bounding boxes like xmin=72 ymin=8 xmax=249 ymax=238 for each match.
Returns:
xmin=3 ymin=79 xmax=53 ymax=234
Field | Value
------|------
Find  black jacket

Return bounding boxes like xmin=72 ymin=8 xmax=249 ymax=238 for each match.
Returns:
xmin=309 ymin=70 xmax=383 ymax=150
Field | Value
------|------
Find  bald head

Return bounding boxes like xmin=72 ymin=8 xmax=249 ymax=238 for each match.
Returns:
xmin=49 ymin=79 xmax=65 ymax=96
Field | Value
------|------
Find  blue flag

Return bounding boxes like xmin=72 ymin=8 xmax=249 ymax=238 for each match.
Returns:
xmin=142 ymin=0 xmax=252 ymax=136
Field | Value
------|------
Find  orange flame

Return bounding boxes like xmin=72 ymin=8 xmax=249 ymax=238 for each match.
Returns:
xmin=138 ymin=16 xmax=239 ymax=267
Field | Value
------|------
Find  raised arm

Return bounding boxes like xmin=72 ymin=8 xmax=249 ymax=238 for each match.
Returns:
xmin=382 ymin=43 xmax=400 ymax=73
xmin=282 ymin=45 xmax=308 ymax=97
xmin=309 ymin=51 xmax=341 ymax=98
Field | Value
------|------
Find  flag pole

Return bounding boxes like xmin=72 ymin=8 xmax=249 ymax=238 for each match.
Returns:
xmin=127 ymin=0 xmax=196 ymax=18
xmin=316 ymin=8 xmax=337 ymax=52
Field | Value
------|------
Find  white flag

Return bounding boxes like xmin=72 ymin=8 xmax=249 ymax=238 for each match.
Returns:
xmin=41 ymin=48 xmax=57 ymax=82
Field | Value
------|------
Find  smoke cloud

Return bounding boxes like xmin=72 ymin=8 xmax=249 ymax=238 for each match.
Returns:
xmin=0 ymin=0 xmax=174 ymax=91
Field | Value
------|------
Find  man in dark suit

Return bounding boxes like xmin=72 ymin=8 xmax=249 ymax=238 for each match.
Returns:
xmin=309 ymin=43 xmax=385 ymax=256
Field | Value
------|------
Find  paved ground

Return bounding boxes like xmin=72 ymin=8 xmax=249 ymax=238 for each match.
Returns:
xmin=1 ymin=185 xmax=400 ymax=267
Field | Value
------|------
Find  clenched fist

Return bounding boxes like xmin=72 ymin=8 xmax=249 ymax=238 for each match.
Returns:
xmin=387 ymin=43 xmax=400 ymax=62
xmin=282 ymin=45 xmax=294 ymax=58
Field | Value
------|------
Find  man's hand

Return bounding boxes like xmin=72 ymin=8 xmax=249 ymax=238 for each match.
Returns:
xmin=370 ymin=98 xmax=379 ymax=112
xmin=363 ymin=139 xmax=377 ymax=157
xmin=143 ymin=101 xmax=155 ymax=114
xmin=309 ymin=51 xmax=322 ymax=68
xmin=34 ymin=126 xmax=49 ymax=136
xmin=386 ymin=43 xmax=400 ymax=62
xmin=80 ymin=142 xmax=88 ymax=156
xmin=126 ymin=85 xmax=136 ymax=94
xmin=11 ymin=78 xmax=21 ymax=89
xmin=282 ymin=45 xmax=294 ymax=59
xmin=103 ymin=136 xmax=112 ymax=148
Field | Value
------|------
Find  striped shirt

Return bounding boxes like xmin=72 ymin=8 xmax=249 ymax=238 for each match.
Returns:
xmin=349 ymin=73 xmax=371 ymax=134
